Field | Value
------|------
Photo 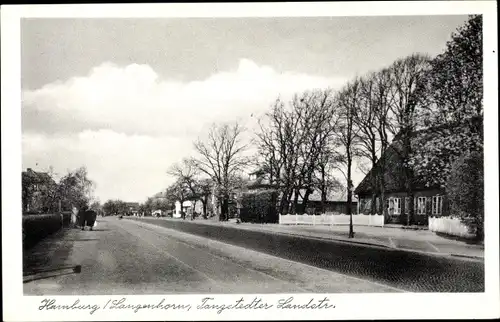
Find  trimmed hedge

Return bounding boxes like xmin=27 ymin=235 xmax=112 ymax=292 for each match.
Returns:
xmin=239 ymin=189 xmax=279 ymax=223
xmin=22 ymin=213 xmax=63 ymax=249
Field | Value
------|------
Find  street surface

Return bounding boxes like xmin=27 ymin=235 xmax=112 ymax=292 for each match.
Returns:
xmin=129 ymin=217 xmax=485 ymax=292
xmin=24 ymin=217 xmax=403 ymax=295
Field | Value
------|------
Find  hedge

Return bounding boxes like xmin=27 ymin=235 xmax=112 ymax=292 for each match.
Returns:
xmin=22 ymin=213 xmax=65 ymax=249
xmin=239 ymin=189 xmax=279 ymax=223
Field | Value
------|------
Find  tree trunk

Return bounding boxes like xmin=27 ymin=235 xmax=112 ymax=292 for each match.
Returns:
xmin=286 ymin=189 xmax=294 ymax=214
xmin=221 ymin=194 xmax=229 ymax=221
xmin=407 ymin=190 xmax=414 ymax=226
xmin=293 ymin=188 xmax=300 ymax=214
xmin=370 ymin=193 xmax=376 ymax=215
xmin=279 ymin=190 xmax=288 ymax=215
xmin=303 ymin=188 xmax=312 ymax=214
xmin=347 ymin=158 xmax=352 ymax=217
xmin=181 ymin=199 xmax=186 ymax=220
xmin=201 ymin=198 xmax=207 ymax=219
xmin=347 ymin=153 xmax=354 ymax=238
xmin=320 ymin=188 xmax=327 ymax=214
xmin=403 ymin=130 xmax=415 ymax=226
xmin=370 ymin=147 xmax=378 ymax=215
xmin=191 ymin=200 xmax=197 ymax=220
xmin=320 ymin=166 xmax=327 ymax=214
xmin=378 ymin=143 xmax=387 ymax=218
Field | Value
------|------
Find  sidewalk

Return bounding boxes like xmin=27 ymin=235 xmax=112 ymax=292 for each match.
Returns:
xmin=177 ymin=217 xmax=484 ymax=260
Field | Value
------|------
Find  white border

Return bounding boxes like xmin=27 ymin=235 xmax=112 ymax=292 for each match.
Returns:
xmin=2 ymin=2 xmax=499 ymax=321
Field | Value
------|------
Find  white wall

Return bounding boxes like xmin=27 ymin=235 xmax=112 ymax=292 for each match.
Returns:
xmin=279 ymin=213 xmax=385 ymax=227
xmin=428 ymin=216 xmax=475 ymax=239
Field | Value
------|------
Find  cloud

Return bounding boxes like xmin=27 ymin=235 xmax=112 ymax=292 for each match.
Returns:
xmin=22 ymin=59 xmax=347 ymax=137
xmin=23 ymin=130 xmax=189 ymax=202
xmin=22 ymin=59 xmax=348 ymax=202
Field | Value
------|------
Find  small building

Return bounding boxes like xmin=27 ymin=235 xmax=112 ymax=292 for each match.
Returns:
xmin=174 ymin=200 xmax=203 ymax=218
xmin=242 ymin=168 xmax=356 ymax=216
xmin=302 ymin=190 xmax=358 ymax=215
xmin=124 ymin=202 xmax=140 ymax=216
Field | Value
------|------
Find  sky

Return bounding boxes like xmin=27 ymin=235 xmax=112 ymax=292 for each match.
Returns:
xmin=21 ymin=15 xmax=470 ymax=203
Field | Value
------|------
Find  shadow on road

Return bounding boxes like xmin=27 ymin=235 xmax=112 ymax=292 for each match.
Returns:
xmin=64 ymin=238 xmax=99 ymax=242
xmin=434 ymin=232 xmax=483 ymax=246
xmin=23 ymin=265 xmax=81 ymax=283
xmin=24 ymin=271 xmax=77 ymax=283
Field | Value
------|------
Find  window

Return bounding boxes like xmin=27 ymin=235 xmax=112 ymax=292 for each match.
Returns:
xmin=393 ymin=198 xmax=402 ymax=215
xmin=416 ymin=197 xmax=427 ymax=215
xmin=432 ymin=195 xmax=443 ymax=215
xmin=404 ymin=197 xmax=410 ymax=214
xmin=387 ymin=197 xmax=401 ymax=215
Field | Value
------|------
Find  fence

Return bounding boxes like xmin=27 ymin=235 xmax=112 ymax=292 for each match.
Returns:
xmin=428 ymin=216 xmax=476 ymax=239
xmin=279 ymin=213 xmax=385 ymax=227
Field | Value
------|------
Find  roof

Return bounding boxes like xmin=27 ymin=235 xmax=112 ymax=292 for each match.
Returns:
xmin=307 ymin=189 xmax=358 ymax=202
xmin=22 ymin=168 xmax=55 ymax=185
xmin=245 ymin=169 xmax=357 ymax=202
xmin=354 ymin=143 xmax=416 ymax=195
xmin=249 ymin=168 xmax=267 ymax=176
xmin=152 ymin=191 xmax=168 ymax=199
xmin=354 ymin=118 xmax=482 ymax=195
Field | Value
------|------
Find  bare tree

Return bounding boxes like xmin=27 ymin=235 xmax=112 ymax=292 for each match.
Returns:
xmin=315 ymin=148 xmax=344 ymax=213
xmin=372 ymin=67 xmax=394 ymax=217
xmin=387 ymin=53 xmax=432 ymax=225
xmin=192 ymin=122 xmax=248 ymax=221
xmin=256 ymin=90 xmax=341 ymax=215
xmin=165 ymin=179 xmax=190 ymax=220
xmin=257 ymin=98 xmax=304 ymax=215
xmin=336 ymin=78 xmax=362 ymax=238
xmin=353 ymin=73 xmax=381 ymax=216
xmin=294 ymin=89 xmax=342 ymax=213
xmin=194 ymin=178 xmax=213 ymax=219
xmin=168 ymin=159 xmax=201 ymax=219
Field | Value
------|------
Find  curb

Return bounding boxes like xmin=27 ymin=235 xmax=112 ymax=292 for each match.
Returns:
xmin=259 ymin=230 xmax=394 ymax=250
xmin=450 ymin=253 xmax=484 ymax=260
xmin=127 ymin=217 xmax=394 ymax=250
xmin=244 ymin=229 xmax=484 ymax=261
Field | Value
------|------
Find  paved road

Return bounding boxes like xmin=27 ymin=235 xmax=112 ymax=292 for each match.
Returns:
xmin=128 ymin=217 xmax=485 ymax=293
xmin=24 ymin=217 xmax=402 ymax=295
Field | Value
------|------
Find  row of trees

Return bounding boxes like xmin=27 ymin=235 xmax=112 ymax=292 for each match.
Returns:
xmin=22 ymin=166 xmax=98 ymax=214
xmin=159 ymin=16 xmax=483 ymax=234
xmin=102 ymin=200 xmax=130 ymax=216
xmin=257 ymin=15 xmax=482 ymax=228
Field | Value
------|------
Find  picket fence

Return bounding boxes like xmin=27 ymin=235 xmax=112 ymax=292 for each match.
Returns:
xmin=428 ymin=216 xmax=475 ymax=238
xmin=279 ymin=213 xmax=385 ymax=227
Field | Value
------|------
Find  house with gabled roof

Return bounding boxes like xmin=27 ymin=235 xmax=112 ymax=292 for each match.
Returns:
xmin=22 ymin=168 xmax=57 ymax=214
xmin=354 ymin=128 xmax=451 ymax=226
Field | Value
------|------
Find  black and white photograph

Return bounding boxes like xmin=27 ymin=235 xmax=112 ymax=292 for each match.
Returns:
xmin=2 ymin=2 xmax=499 ymax=321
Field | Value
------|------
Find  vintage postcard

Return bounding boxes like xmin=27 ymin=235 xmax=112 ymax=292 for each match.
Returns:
xmin=1 ymin=1 xmax=499 ymax=321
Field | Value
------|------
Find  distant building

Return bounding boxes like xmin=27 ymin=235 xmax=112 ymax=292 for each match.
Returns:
xmin=22 ymin=168 xmax=57 ymax=213
xmin=241 ymin=168 xmax=357 ymax=215
xmin=174 ymin=200 xmax=203 ymax=218
xmin=299 ymin=190 xmax=358 ymax=215
xmin=124 ymin=202 xmax=140 ymax=216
